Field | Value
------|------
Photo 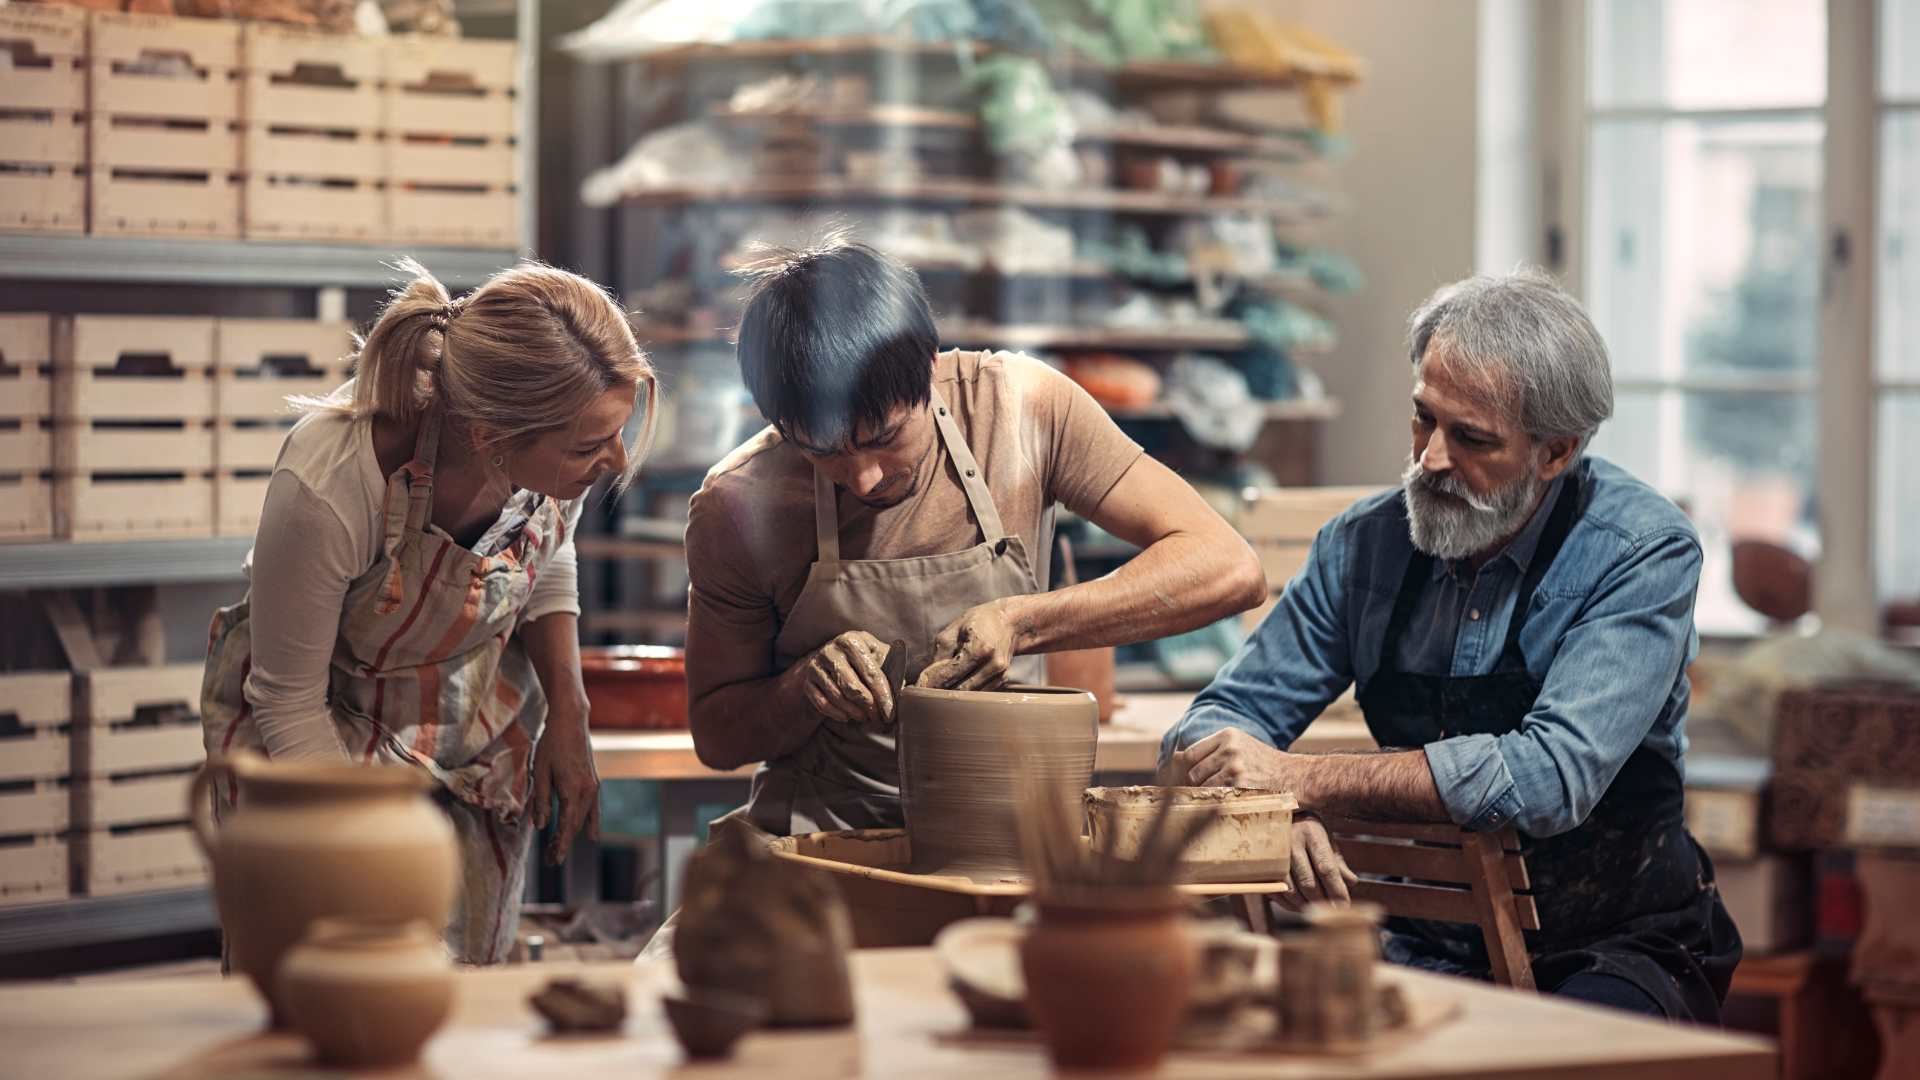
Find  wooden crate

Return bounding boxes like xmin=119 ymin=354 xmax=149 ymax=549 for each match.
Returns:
xmin=75 ymin=825 xmax=207 ymax=897
xmin=215 ymin=472 xmax=272 ymax=537
xmin=0 ymin=5 xmax=86 ymax=234
xmin=55 ymin=475 xmax=214 ymax=540
xmin=0 ymin=316 xmax=54 ymax=542
xmin=213 ymin=318 xmax=352 ymax=423
xmin=88 ymin=12 xmax=242 ymax=238
xmin=384 ymin=35 xmax=518 ymax=247
xmin=0 ymin=671 xmax=73 ymax=907
xmin=0 ymin=836 xmax=69 ymax=907
xmin=239 ymin=24 xmax=385 ymax=243
xmin=55 ymin=316 xmax=217 ymax=422
xmin=74 ymin=664 xmax=206 ymax=833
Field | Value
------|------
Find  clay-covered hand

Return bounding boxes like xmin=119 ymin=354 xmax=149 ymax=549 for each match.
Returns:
xmin=1276 ymin=814 xmax=1358 ymax=910
xmin=796 ymin=630 xmax=896 ymax=727
xmin=916 ymin=601 xmax=1018 ymax=692
xmin=1171 ymin=727 xmax=1307 ymax=791
xmin=531 ymin=709 xmax=601 ymax=866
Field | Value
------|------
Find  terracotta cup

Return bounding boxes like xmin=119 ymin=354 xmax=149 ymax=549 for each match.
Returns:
xmin=189 ymin=751 xmax=458 ymax=1026
xmin=1020 ymin=890 xmax=1197 ymax=1070
xmin=895 ymin=685 xmax=1097 ymax=880
xmin=278 ymin=917 xmax=454 ymax=1068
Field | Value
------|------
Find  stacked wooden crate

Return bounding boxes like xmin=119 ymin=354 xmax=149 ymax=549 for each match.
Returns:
xmin=385 ymin=35 xmax=520 ymax=247
xmin=88 ymin=12 xmax=242 ymax=238
xmin=0 ymin=673 xmax=73 ymax=907
xmin=0 ymin=315 xmax=55 ymax=542
xmin=240 ymin=24 xmax=386 ymax=243
xmin=213 ymin=318 xmax=353 ymax=536
xmin=51 ymin=315 xmax=217 ymax=540
xmin=1234 ymin=486 xmax=1381 ymax=630
xmin=0 ymin=5 xmax=87 ymax=234
xmin=72 ymin=665 xmax=211 ymax=897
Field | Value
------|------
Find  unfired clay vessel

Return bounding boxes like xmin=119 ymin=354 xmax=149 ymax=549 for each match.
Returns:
xmin=277 ymin=917 xmax=454 ymax=1068
xmin=1085 ymin=786 xmax=1298 ymax=883
xmin=189 ymin=751 xmax=458 ymax=1025
xmin=896 ymin=685 xmax=1098 ymax=880
xmin=1021 ymin=890 xmax=1197 ymax=1070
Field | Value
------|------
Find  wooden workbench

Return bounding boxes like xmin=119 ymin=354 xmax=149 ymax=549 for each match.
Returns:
xmin=0 ymin=949 xmax=1773 ymax=1079
xmin=590 ymin=690 xmax=1377 ymax=780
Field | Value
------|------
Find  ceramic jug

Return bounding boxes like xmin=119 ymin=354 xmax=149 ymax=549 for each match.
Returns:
xmin=189 ymin=751 xmax=458 ymax=1025
xmin=279 ymin=917 xmax=455 ymax=1067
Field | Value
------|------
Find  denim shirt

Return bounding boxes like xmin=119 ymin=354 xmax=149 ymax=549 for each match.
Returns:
xmin=1161 ymin=456 xmax=1702 ymax=839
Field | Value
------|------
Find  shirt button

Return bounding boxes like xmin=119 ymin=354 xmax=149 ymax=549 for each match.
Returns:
xmin=1488 ymin=810 xmax=1503 ymax=822
xmin=1469 ymin=609 xmax=1482 ymax=621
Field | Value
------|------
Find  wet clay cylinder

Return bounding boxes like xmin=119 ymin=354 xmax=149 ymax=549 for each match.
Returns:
xmin=896 ymin=685 xmax=1098 ymax=881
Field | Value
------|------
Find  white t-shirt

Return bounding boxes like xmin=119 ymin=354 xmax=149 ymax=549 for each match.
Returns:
xmin=241 ymin=409 xmax=582 ymax=760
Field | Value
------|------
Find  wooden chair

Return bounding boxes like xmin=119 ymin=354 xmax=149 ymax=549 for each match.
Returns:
xmin=1236 ymin=816 xmax=1541 ymax=989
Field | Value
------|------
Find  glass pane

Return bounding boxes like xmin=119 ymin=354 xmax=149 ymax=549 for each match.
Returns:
xmin=1591 ymin=0 xmax=1825 ymax=109
xmin=1885 ymin=0 xmax=1920 ymax=99
xmin=1587 ymin=117 xmax=1823 ymax=382
xmin=1880 ymin=112 xmax=1920 ymax=380
xmin=1592 ymin=390 xmax=1816 ymax=634
xmin=1879 ymin=394 xmax=1920 ymax=609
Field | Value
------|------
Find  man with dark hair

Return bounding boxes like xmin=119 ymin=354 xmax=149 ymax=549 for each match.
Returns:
xmin=684 ymin=241 xmax=1268 ymax=836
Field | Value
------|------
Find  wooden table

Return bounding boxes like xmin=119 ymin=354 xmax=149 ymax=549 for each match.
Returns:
xmin=0 ymin=949 xmax=1773 ymax=1079
xmin=590 ymin=691 xmax=1377 ymax=781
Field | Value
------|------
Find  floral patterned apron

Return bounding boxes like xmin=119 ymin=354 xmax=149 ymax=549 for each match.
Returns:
xmin=201 ymin=408 xmax=570 ymax=963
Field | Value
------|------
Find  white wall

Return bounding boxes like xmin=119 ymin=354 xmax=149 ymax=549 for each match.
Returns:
xmin=1233 ymin=1 xmax=1539 ymax=486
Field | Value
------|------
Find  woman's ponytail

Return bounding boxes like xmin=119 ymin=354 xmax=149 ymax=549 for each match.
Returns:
xmin=345 ymin=258 xmax=452 ymax=423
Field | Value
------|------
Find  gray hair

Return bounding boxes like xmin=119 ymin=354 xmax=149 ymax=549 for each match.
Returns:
xmin=1407 ymin=267 xmax=1614 ymax=453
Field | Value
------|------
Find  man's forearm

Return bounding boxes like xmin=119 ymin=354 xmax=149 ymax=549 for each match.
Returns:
xmin=1001 ymin=527 xmax=1265 ymax=654
xmin=689 ymin=665 xmax=820 ymax=771
xmin=1297 ymin=749 xmax=1451 ymax=823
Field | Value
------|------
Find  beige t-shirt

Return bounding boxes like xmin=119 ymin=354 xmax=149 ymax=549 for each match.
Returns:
xmin=685 ymin=349 xmax=1144 ymax=703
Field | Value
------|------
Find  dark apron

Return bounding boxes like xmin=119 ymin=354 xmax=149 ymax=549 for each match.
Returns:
xmin=1353 ymin=476 xmax=1741 ymax=1021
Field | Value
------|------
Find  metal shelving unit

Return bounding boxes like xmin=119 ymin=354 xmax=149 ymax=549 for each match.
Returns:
xmin=0 ymin=539 xmax=251 ymax=590
xmin=0 ymin=235 xmax=520 ymax=290
xmin=0 ymin=889 xmax=216 ymax=957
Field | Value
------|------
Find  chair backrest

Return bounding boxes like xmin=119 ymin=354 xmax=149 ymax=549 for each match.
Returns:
xmin=1235 ymin=486 xmax=1383 ymax=631
xmin=1318 ymin=815 xmax=1539 ymax=989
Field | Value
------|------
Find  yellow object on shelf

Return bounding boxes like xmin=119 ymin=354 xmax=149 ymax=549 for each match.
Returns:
xmin=1202 ymin=10 xmax=1363 ymax=131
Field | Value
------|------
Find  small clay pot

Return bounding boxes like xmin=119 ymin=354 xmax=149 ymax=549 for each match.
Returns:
xmin=1020 ymin=890 xmax=1195 ymax=1071
xmin=277 ymin=917 xmax=454 ymax=1068
xmin=663 ymin=989 xmax=769 ymax=1060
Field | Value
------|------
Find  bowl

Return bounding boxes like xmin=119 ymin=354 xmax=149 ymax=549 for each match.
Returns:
xmin=580 ymin=646 xmax=687 ymax=730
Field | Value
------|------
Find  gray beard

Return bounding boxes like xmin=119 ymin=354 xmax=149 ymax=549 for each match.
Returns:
xmin=1401 ymin=452 xmax=1544 ymax=562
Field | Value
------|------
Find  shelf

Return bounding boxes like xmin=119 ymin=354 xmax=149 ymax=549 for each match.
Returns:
xmin=0 ymin=539 xmax=251 ymax=590
xmin=0 ymin=234 xmax=522 ymax=290
xmin=598 ymin=36 xmax=1354 ymax=91
xmin=635 ymin=320 xmax=1263 ymax=352
xmin=582 ymin=610 xmax=689 ymax=636
xmin=1107 ymin=398 xmax=1343 ymax=422
xmin=619 ymin=177 xmax=1329 ymax=220
xmin=575 ymin=537 xmax=686 ymax=561
xmin=0 ymin=887 xmax=216 ymax=955
xmin=709 ymin=107 xmax=1321 ymax=160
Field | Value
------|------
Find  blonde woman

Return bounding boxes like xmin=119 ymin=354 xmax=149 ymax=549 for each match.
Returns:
xmin=201 ymin=261 xmax=657 ymax=964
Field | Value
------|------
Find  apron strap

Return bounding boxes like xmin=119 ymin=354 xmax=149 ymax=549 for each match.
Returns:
xmin=807 ymin=385 xmax=1012 ymax=573
xmin=399 ymin=408 xmax=443 ymax=537
xmin=1497 ymin=470 xmax=1582 ymax=659
xmin=928 ymin=386 xmax=1009 ymax=542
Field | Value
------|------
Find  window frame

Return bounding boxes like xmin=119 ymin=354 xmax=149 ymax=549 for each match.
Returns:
xmin=1543 ymin=0 xmax=1883 ymax=635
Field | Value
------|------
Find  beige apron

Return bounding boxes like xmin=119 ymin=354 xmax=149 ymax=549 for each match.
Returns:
xmin=201 ymin=409 xmax=568 ymax=964
xmin=745 ymin=387 xmax=1050 ymax=836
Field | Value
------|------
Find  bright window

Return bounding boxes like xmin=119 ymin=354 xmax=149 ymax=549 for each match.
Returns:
xmin=1879 ymin=1 xmax=1920 ymax=621
xmin=1581 ymin=0 xmax=1827 ymax=634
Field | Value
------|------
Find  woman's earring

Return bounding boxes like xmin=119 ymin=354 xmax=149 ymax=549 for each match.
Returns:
xmin=491 ymin=454 xmax=505 ymax=470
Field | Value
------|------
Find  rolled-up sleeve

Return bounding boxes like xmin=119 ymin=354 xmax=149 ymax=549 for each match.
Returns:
xmin=1159 ymin=519 xmax=1355 ymax=764
xmin=1426 ymin=531 xmax=1702 ymax=836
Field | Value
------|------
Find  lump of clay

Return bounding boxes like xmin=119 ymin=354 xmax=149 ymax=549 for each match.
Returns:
xmin=529 ymin=978 xmax=628 ymax=1033
xmin=674 ymin=825 xmax=856 ymax=1027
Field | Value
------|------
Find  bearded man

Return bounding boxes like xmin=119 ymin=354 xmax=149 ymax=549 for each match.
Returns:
xmin=1158 ymin=269 xmax=1741 ymax=1020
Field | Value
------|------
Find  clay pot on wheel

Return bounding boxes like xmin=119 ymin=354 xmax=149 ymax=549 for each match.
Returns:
xmin=895 ymin=685 xmax=1097 ymax=881
xmin=279 ymin=917 xmax=454 ymax=1068
xmin=1020 ymin=889 xmax=1196 ymax=1070
xmin=189 ymin=751 xmax=458 ymax=1026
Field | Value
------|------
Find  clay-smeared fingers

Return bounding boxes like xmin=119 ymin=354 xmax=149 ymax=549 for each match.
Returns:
xmin=841 ymin=632 xmax=895 ymax=723
xmin=1290 ymin=842 xmax=1324 ymax=904
xmin=806 ymin=665 xmax=864 ymax=724
xmin=823 ymin=641 xmax=878 ymax=718
xmin=1299 ymin=818 xmax=1353 ymax=905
